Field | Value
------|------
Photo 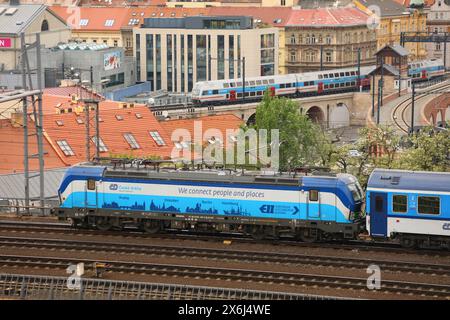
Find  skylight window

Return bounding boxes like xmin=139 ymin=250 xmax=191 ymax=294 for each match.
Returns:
xmin=105 ymin=19 xmax=115 ymax=27
xmin=76 ymin=118 xmax=84 ymax=124
xmin=5 ymin=8 xmax=18 ymax=16
xmin=55 ymin=120 xmax=64 ymax=126
xmin=135 ymin=113 xmax=143 ymax=119
xmin=115 ymin=115 xmax=124 ymax=121
xmin=149 ymin=131 xmax=166 ymax=146
xmin=57 ymin=140 xmax=75 ymax=156
xmin=79 ymin=19 xmax=89 ymax=26
xmin=91 ymin=136 xmax=108 ymax=152
xmin=123 ymin=133 xmax=140 ymax=149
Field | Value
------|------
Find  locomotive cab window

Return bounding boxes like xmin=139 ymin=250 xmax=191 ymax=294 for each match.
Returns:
xmin=309 ymin=190 xmax=319 ymax=202
xmin=87 ymin=179 xmax=96 ymax=190
xmin=392 ymin=195 xmax=407 ymax=213
xmin=418 ymin=196 xmax=440 ymax=215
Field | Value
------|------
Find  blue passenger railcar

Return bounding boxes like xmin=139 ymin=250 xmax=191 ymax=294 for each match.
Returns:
xmin=366 ymin=169 xmax=450 ymax=249
xmin=56 ymin=165 xmax=365 ymax=241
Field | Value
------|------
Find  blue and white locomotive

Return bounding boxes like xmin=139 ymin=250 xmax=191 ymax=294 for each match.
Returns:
xmin=366 ymin=169 xmax=450 ymax=249
xmin=56 ymin=165 xmax=365 ymax=241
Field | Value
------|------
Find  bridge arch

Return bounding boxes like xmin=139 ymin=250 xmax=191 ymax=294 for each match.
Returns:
xmin=305 ymin=106 xmax=324 ymax=123
xmin=329 ymin=103 xmax=350 ymax=128
xmin=246 ymin=113 xmax=256 ymax=126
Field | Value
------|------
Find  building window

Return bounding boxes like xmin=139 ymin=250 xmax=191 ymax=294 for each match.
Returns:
xmin=146 ymin=34 xmax=154 ymax=88
xmin=237 ymin=35 xmax=241 ymax=77
xmin=392 ymin=195 xmax=407 ymax=213
xmin=436 ymin=42 xmax=441 ymax=51
xmin=290 ymin=51 xmax=296 ymax=62
xmin=167 ymin=34 xmax=173 ymax=91
xmin=79 ymin=19 xmax=89 ymax=27
xmin=136 ymin=33 xmax=141 ymax=82
xmin=290 ymin=34 xmax=296 ymax=44
xmin=104 ymin=19 xmax=115 ymax=27
xmin=56 ymin=140 xmax=75 ymax=156
xmin=326 ymin=34 xmax=331 ymax=44
xmin=91 ymin=136 xmax=108 ymax=152
xmin=418 ymin=196 xmax=440 ymax=215
xmin=149 ymin=131 xmax=166 ymax=146
xmin=155 ymin=34 xmax=161 ymax=90
xmin=187 ymin=35 xmax=193 ymax=92
xmin=229 ymin=35 xmax=234 ymax=79
xmin=325 ymin=51 xmax=332 ymax=62
xmin=41 ymin=19 xmax=49 ymax=31
xmin=181 ymin=35 xmax=185 ymax=92
xmin=306 ymin=50 xmax=316 ymax=62
xmin=197 ymin=35 xmax=207 ymax=82
xmin=217 ymin=35 xmax=225 ymax=80
xmin=123 ymin=133 xmax=140 ymax=149
xmin=113 ymin=40 xmax=118 ymax=47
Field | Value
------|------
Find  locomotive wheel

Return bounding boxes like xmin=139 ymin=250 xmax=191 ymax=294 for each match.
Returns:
xmin=95 ymin=217 xmax=113 ymax=231
xmin=298 ymin=228 xmax=318 ymax=243
xmin=143 ymin=220 xmax=160 ymax=234
xmin=250 ymin=226 xmax=265 ymax=240
xmin=399 ymin=236 xmax=416 ymax=249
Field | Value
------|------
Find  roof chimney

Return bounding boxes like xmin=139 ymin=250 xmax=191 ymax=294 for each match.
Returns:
xmin=9 ymin=0 xmax=20 ymax=6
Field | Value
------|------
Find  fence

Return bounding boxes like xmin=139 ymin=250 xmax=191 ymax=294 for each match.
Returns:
xmin=0 ymin=274 xmax=346 ymax=300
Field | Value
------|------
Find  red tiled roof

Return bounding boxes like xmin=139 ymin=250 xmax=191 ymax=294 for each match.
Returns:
xmin=208 ymin=7 xmax=293 ymax=27
xmin=285 ymin=7 xmax=370 ymax=27
xmin=43 ymin=86 xmax=102 ymax=100
xmin=0 ymin=119 xmax=66 ymax=174
xmin=0 ymin=95 xmax=175 ymax=173
xmin=42 ymin=104 xmax=174 ymax=164
xmin=50 ymin=6 xmax=131 ymax=31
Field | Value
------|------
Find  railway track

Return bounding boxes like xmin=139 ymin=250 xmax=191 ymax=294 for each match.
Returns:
xmin=392 ymin=81 xmax=450 ymax=133
xmin=0 ymin=220 xmax=448 ymax=256
xmin=0 ymin=235 xmax=449 ymax=276
xmin=0 ymin=254 xmax=448 ymax=298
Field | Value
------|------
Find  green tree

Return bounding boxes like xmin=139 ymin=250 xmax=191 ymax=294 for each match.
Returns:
xmin=254 ymin=94 xmax=322 ymax=171
xmin=398 ymin=128 xmax=450 ymax=172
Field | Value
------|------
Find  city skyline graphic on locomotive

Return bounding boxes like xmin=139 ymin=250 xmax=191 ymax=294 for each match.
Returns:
xmin=56 ymin=164 xmax=365 ymax=242
xmin=55 ymin=164 xmax=450 ymax=249
xmin=191 ymin=58 xmax=445 ymax=106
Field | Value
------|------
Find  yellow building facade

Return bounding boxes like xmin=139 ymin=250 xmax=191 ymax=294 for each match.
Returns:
xmin=353 ymin=0 xmax=427 ymax=61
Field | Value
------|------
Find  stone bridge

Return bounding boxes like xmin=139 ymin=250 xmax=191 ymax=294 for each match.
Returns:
xmin=423 ymin=93 xmax=450 ymax=126
xmin=154 ymin=92 xmax=372 ymax=128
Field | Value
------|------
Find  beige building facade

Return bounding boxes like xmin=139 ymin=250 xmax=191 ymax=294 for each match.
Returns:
xmin=0 ymin=4 xmax=70 ymax=71
xmin=134 ymin=16 xmax=278 ymax=93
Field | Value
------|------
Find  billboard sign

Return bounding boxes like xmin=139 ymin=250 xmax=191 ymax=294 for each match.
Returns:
xmin=104 ymin=51 xmax=121 ymax=71
xmin=0 ymin=38 xmax=11 ymax=48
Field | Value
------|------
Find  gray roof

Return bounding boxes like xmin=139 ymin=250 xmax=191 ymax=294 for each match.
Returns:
xmin=375 ymin=44 xmax=409 ymax=57
xmin=0 ymin=4 xmax=47 ymax=35
xmin=358 ymin=0 xmax=412 ymax=17
xmin=0 ymin=168 xmax=67 ymax=200
xmin=368 ymin=169 xmax=450 ymax=192
xmin=368 ymin=63 xmax=400 ymax=76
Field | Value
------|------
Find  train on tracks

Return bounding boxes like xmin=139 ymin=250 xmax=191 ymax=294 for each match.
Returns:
xmin=55 ymin=163 xmax=450 ymax=249
xmin=191 ymin=59 xmax=445 ymax=106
